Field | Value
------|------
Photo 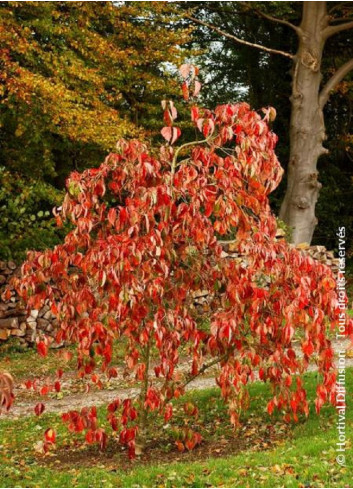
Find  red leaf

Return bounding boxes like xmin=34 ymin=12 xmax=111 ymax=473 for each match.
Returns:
xmin=196 ymin=118 xmax=204 ymax=133
xmin=85 ymin=429 xmax=95 ymax=444
xmin=44 ymin=428 xmax=56 ymax=444
xmin=0 ymin=372 xmax=14 ymax=412
xmin=203 ymin=119 xmax=215 ymax=138
xmin=267 ymin=400 xmax=275 ymax=415
xmin=128 ymin=440 xmax=136 ymax=459
xmin=169 ymin=101 xmax=177 ymax=120
xmin=302 ymin=340 xmax=314 ymax=356
xmin=161 ymin=126 xmax=172 ymax=142
xmin=191 ymin=106 xmax=199 ymax=122
xmin=179 ymin=63 xmax=192 ymax=79
xmin=37 ymin=341 xmax=48 ymax=358
xmin=108 ymin=208 xmax=117 ymax=227
xmin=182 ymin=82 xmax=189 ymax=101
xmin=34 ymin=402 xmax=45 ymax=416
xmin=40 ymin=385 xmax=50 ymax=396
xmin=176 ymin=440 xmax=184 ymax=452
xmin=108 ymin=367 xmax=118 ymax=379
xmin=51 ymin=303 xmax=58 ymax=316
xmin=185 ymin=439 xmax=195 ymax=451
xmin=163 ymin=109 xmax=173 ymax=126
xmin=164 ymin=403 xmax=173 ymax=422
xmin=4 ymin=289 xmax=12 ymax=301
xmin=95 ymin=429 xmax=107 ymax=450
xmin=193 ymin=80 xmax=201 ymax=97
xmin=161 ymin=126 xmax=181 ymax=145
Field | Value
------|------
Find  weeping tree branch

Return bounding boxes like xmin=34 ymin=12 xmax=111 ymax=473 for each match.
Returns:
xmin=185 ymin=14 xmax=294 ymax=59
xmin=323 ymin=19 xmax=353 ymax=38
xmin=319 ymin=58 xmax=353 ymax=108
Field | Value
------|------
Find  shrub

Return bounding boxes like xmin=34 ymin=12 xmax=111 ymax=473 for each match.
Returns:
xmin=0 ymin=168 xmax=64 ymax=261
xmin=15 ymin=66 xmax=352 ymax=458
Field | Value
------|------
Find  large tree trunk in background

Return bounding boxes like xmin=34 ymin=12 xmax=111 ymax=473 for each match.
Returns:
xmin=187 ymin=2 xmax=353 ymax=245
xmin=279 ymin=2 xmax=329 ymax=245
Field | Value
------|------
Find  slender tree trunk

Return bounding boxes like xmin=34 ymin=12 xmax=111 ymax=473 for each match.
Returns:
xmin=137 ymin=337 xmax=151 ymax=452
xmin=279 ymin=2 xmax=329 ymax=245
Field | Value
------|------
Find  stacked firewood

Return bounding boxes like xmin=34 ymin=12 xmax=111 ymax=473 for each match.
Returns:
xmin=220 ymin=234 xmax=340 ymax=277
xmin=295 ymin=243 xmax=340 ymax=277
xmin=193 ymin=235 xmax=341 ymax=311
xmin=275 ymin=230 xmax=339 ymax=277
xmin=0 ymin=261 xmax=58 ymax=345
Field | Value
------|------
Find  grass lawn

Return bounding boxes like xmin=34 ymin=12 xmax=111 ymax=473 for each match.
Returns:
xmin=0 ymin=339 xmax=78 ymax=380
xmin=0 ymin=354 xmax=352 ymax=488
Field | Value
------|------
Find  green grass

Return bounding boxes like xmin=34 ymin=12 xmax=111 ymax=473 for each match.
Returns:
xmin=0 ymin=367 xmax=352 ymax=488
xmin=0 ymin=339 xmax=77 ymax=380
xmin=0 ymin=338 xmax=129 ymax=381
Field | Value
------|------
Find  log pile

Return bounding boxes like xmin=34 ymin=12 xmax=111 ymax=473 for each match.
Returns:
xmin=0 ymin=261 xmax=58 ymax=345
xmin=295 ymin=243 xmax=340 ymax=277
xmin=221 ymin=235 xmax=340 ymax=278
xmin=193 ymin=236 xmax=341 ymax=311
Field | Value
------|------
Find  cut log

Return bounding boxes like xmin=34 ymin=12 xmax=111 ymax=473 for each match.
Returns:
xmin=0 ymin=329 xmax=9 ymax=340
xmin=0 ymin=317 xmax=19 ymax=329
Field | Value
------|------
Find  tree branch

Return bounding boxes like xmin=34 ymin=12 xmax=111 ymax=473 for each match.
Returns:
xmin=185 ymin=14 xmax=294 ymax=59
xmin=319 ymin=58 xmax=353 ymax=108
xmin=323 ymin=20 xmax=353 ymax=38
xmin=329 ymin=2 xmax=352 ymax=14
xmin=182 ymin=354 xmax=228 ymax=389
xmin=242 ymin=3 xmax=302 ymax=35
xmin=329 ymin=16 xmax=353 ymax=23
xmin=171 ymin=136 xmax=210 ymax=175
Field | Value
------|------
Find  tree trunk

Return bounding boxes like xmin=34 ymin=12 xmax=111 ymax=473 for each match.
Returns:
xmin=187 ymin=2 xmax=353 ymax=245
xmin=279 ymin=2 xmax=329 ymax=245
xmin=137 ymin=336 xmax=151 ymax=452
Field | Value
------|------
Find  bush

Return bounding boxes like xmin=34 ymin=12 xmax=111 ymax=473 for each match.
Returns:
xmin=0 ymin=168 xmax=65 ymax=261
xmin=15 ymin=66 xmax=352 ymax=458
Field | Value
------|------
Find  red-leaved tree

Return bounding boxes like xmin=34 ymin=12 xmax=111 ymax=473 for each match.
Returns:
xmin=15 ymin=65 xmax=352 ymax=458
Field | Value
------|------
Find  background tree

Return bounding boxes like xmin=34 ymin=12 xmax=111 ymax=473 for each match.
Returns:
xmin=0 ymin=1 xmax=191 ymax=259
xmin=184 ymin=1 xmax=353 ymax=245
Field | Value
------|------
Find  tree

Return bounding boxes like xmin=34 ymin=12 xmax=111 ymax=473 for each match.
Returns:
xmin=185 ymin=1 xmax=353 ymax=244
xmin=15 ymin=67 xmax=350 ymax=457
xmin=0 ymin=1 xmax=192 ymax=259
xmin=0 ymin=1 xmax=191 ymax=177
